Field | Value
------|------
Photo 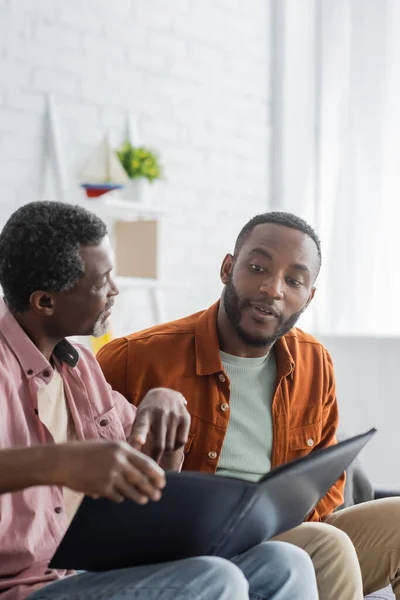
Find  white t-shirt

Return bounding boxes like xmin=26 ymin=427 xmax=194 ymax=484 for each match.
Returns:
xmin=37 ymin=368 xmax=84 ymax=522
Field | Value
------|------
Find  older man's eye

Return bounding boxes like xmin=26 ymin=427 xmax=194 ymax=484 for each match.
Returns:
xmin=94 ymin=280 xmax=107 ymax=290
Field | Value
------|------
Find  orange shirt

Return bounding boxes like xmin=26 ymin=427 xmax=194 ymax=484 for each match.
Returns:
xmin=97 ymin=301 xmax=345 ymax=521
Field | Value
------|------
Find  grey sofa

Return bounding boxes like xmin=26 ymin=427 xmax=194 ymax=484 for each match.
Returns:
xmin=365 ymin=589 xmax=394 ymax=600
xmin=338 ymin=450 xmax=396 ymax=600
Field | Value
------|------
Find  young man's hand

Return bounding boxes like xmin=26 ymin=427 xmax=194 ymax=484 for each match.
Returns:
xmin=128 ymin=388 xmax=191 ymax=464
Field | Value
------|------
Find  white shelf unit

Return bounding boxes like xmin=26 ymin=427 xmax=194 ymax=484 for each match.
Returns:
xmin=76 ymin=195 xmax=171 ymax=222
xmin=75 ymin=191 xmax=171 ymax=325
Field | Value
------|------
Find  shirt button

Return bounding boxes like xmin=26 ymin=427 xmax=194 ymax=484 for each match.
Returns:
xmin=220 ymin=403 xmax=229 ymax=412
xmin=42 ymin=369 xmax=50 ymax=378
xmin=34 ymin=408 xmax=39 ymax=415
xmin=307 ymin=438 xmax=314 ymax=447
xmin=218 ymin=373 xmax=226 ymax=383
xmin=208 ymin=451 xmax=218 ymax=460
xmin=54 ymin=507 xmax=62 ymax=514
xmin=99 ymin=419 xmax=108 ymax=427
xmin=27 ymin=369 xmax=33 ymax=375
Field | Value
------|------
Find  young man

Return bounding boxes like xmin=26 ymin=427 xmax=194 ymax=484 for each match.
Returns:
xmin=99 ymin=211 xmax=400 ymax=600
xmin=0 ymin=202 xmax=319 ymax=600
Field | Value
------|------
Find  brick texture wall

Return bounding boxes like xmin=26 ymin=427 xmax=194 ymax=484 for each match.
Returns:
xmin=0 ymin=0 xmax=270 ymax=332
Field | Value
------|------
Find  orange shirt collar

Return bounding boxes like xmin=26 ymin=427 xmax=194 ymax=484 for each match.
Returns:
xmin=195 ymin=300 xmax=295 ymax=379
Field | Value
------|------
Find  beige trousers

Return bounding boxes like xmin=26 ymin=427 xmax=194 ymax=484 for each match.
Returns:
xmin=273 ymin=498 xmax=400 ymax=600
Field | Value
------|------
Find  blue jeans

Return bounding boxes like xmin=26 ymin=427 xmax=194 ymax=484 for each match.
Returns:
xmin=28 ymin=541 xmax=318 ymax=599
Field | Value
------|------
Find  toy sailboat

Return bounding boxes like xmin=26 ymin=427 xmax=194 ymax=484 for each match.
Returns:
xmin=79 ymin=135 xmax=130 ymax=198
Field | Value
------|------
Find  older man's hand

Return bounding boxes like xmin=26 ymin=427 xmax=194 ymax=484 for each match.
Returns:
xmin=128 ymin=388 xmax=191 ymax=465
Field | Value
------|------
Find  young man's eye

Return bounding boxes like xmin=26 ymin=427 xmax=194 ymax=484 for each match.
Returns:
xmin=250 ymin=264 xmax=264 ymax=273
xmin=287 ymin=278 xmax=302 ymax=287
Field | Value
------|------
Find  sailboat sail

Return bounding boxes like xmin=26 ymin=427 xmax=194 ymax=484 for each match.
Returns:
xmin=80 ymin=136 xmax=129 ymax=185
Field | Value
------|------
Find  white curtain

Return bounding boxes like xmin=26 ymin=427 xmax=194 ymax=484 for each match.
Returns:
xmin=271 ymin=0 xmax=400 ymax=336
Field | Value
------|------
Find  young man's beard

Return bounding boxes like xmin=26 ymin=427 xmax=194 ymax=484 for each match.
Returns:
xmin=223 ymin=276 xmax=304 ymax=348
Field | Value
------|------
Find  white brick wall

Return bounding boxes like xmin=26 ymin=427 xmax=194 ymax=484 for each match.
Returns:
xmin=0 ymin=0 xmax=270 ymax=332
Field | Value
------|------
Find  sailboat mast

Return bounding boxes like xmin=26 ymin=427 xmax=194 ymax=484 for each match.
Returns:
xmin=105 ymin=135 xmax=111 ymax=183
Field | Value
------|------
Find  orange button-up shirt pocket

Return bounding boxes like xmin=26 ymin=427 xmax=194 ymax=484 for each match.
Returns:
xmin=184 ymin=432 xmax=195 ymax=455
xmin=287 ymin=422 xmax=322 ymax=461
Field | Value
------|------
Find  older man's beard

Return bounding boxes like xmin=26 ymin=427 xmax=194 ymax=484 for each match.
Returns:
xmin=91 ymin=316 xmax=108 ymax=338
xmin=91 ymin=302 xmax=114 ymax=338
xmin=223 ymin=276 xmax=304 ymax=348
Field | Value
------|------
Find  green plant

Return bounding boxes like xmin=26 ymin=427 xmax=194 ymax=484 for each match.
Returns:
xmin=116 ymin=142 xmax=162 ymax=183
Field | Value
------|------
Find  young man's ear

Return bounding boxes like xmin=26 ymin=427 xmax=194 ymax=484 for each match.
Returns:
xmin=29 ymin=292 xmax=56 ymax=316
xmin=304 ymin=287 xmax=317 ymax=311
xmin=220 ymin=254 xmax=234 ymax=285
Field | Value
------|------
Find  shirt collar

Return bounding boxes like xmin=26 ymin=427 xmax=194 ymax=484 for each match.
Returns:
xmin=195 ymin=302 xmax=223 ymax=375
xmin=0 ymin=297 xmax=79 ymax=378
xmin=194 ymin=300 xmax=295 ymax=378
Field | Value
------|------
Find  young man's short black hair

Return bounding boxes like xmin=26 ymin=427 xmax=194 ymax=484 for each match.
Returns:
xmin=234 ymin=211 xmax=322 ymax=268
xmin=0 ymin=201 xmax=107 ymax=312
